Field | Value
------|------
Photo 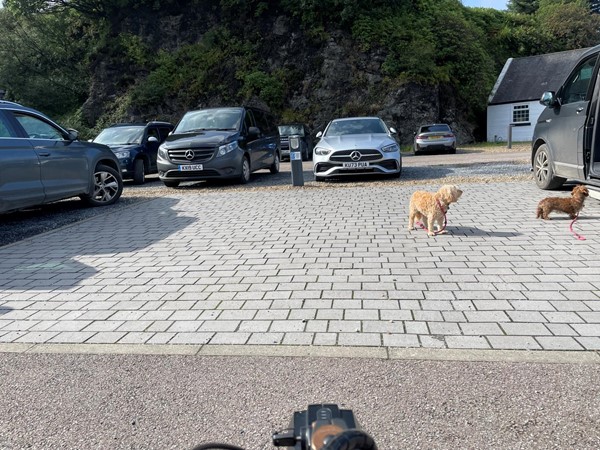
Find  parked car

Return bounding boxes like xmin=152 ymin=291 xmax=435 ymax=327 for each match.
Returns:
xmin=0 ymin=101 xmax=123 ymax=214
xmin=312 ymin=116 xmax=402 ymax=181
xmin=413 ymin=123 xmax=456 ymax=154
xmin=92 ymin=121 xmax=174 ymax=184
xmin=278 ymin=123 xmax=313 ymax=161
xmin=157 ymin=106 xmax=280 ymax=187
xmin=532 ymin=44 xmax=600 ymax=190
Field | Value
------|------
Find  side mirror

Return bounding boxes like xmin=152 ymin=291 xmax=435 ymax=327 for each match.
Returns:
xmin=148 ymin=136 xmax=159 ymax=143
xmin=540 ymin=91 xmax=558 ymax=107
xmin=389 ymin=127 xmax=397 ymax=135
xmin=66 ymin=129 xmax=79 ymax=141
xmin=316 ymin=131 xmax=323 ymax=138
xmin=248 ymin=126 xmax=260 ymax=139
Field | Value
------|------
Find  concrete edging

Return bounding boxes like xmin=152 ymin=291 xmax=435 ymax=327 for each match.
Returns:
xmin=1 ymin=343 xmax=598 ymax=364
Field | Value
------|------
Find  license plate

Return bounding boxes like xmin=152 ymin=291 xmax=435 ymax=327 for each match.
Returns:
xmin=179 ymin=164 xmax=203 ymax=171
xmin=343 ymin=162 xmax=369 ymax=168
xmin=429 ymin=136 xmax=442 ymax=140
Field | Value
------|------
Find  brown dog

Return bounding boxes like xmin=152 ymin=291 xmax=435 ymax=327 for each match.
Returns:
xmin=536 ymin=184 xmax=589 ymax=220
xmin=408 ymin=185 xmax=463 ymax=236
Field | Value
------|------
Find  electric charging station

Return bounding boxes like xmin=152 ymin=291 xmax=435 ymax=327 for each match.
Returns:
xmin=289 ymin=135 xmax=304 ymax=186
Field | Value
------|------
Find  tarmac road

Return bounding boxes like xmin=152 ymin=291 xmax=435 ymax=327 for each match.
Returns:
xmin=1 ymin=352 xmax=599 ymax=450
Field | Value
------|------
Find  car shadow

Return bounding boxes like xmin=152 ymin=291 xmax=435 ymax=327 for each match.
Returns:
xmin=0 ymin=197 xmax=195 ymax=291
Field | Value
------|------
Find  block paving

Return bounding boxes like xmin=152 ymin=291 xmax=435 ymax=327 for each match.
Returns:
xmin=1 ymin=180 xmax=600 ymax=351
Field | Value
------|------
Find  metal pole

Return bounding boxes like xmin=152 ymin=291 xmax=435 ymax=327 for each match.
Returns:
xmin=507 ymin=124 xmax=513 ymax=149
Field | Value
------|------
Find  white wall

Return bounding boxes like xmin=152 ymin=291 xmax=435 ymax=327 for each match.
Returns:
xmin=486 ymin=101 xmax=547 ymax=143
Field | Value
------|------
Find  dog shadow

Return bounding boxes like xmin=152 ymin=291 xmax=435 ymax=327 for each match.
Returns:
xmin=445 ymin=226 xmax=522 ymax=238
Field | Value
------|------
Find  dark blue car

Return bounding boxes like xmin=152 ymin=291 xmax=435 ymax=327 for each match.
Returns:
xmin=93 ymin=121 xmax=174 ymax=184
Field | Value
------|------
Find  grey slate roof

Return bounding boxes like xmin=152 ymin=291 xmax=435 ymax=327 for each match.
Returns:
xmin=488 ymin=47 xmax=591 ymax=105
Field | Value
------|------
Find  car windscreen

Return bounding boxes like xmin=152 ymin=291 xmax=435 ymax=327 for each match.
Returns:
xmin=420 ymin=125 xmax=451 ymax=133
xmin=325 ymin=118 xmax=386 ymax=136
xmin=175 ymin=109 xmax=242 ymax=133
xmin=94 ymin=126 xmax=144 ymax=145
xmin=278 ymin=125 xmax=304 ymax=136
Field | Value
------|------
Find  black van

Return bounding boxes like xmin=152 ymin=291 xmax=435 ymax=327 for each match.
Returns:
xmin=532 ymin=45 xmax=600 ymax=190
xmin=157 ymin=106 xmax=280 ymax=187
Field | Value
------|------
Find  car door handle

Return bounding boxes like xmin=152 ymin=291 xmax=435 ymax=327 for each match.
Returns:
xmin=37 ymin=152 xmax=50 ymax=157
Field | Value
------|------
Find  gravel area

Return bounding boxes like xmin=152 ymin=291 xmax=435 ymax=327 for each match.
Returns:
xmin=0 ymin=147 xmax=532 ymax=247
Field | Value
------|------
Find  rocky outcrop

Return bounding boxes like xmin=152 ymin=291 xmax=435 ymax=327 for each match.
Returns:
xmin=82 ymin=8 xmax=477 ymax=144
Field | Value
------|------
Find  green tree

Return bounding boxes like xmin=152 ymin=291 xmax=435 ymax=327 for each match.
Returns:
xmin=508 ymin=0 xmax=540 ymax=14
xmin=537 ymin=0 xmax=600 ymax=50
xmin=0 ymin=8 xmax=90 ymax=116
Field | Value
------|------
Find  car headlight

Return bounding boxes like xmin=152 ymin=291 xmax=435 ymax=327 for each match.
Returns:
xmin=158 ymin=146 xmax=168 ymax=159
xmin=382 ymin=143 xmax=400 ymax=153
xmin=314 ymin=146 xmax=331 ymax=156
xmin=114 ymin=150 xmax=130 ymax=159
xmin=217 ymin=141 xmax=238 ymax=157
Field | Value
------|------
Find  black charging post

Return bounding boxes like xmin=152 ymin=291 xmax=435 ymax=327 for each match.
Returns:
xmin=290 ymin=135 xmax=304 ymax=186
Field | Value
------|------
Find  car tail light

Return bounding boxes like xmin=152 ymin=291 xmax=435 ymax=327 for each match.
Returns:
xmin=416 ymin=134 xmax=426 ymax=139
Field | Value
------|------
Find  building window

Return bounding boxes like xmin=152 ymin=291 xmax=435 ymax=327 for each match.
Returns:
xmin=512 ymin=104 xmax=529 ymax=123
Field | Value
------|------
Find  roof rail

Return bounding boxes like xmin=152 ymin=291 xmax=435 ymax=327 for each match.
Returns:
xmin=0 ymin=100 xmax=23 ymax=107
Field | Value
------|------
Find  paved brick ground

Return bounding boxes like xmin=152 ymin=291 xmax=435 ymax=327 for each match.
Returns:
xmin=1 ymin=180 xmax=599 ymax=351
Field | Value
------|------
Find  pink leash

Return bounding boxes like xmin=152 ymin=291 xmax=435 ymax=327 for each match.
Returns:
xmin=417 ymin=199 xmax=447 ymax=235
xmin=569 ymin=214 xmax=586 ymax=240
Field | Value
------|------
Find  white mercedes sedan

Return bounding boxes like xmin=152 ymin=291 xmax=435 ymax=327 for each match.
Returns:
xmin=313 ymin=117 xmax=402 ymax=181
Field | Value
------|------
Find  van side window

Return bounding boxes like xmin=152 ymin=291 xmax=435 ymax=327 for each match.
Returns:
xmin=562 ymin=55 xmax=598 ymax=105
xmin=243 ymin=110 xmax=254 ymax=133
xmin=253 ymin=110 xmax=266 ymax=134
xmin=147 ymin=127 xmax=160 ymax=141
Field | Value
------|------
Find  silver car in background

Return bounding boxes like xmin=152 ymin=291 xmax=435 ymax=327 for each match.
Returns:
xmin=313 ymin=117 xmax=402 ymax=181
xmin=413 ymin=123 xmax=456 ymax=154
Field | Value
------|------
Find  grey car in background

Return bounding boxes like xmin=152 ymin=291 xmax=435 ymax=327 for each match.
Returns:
xmin=532 ymin=45 xmax=600 ymax=190
xmin=278 ymin=123 xmax=313 ymax=161
xmin=0 ymin=101 xmax=123 ymax=214
xmin=312 ymin=116 xmax=402 ymax=181
xmin=157 ymin=106 xmax=280 ymax=187
xmin=413 ymin=123 xmax=456 ymax=154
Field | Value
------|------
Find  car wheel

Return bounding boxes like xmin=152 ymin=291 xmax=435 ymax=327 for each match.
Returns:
xmin=133 ymin=159 xmax=145 ymax=184
xmin=80 ymin=164 xmax=123 ymax=207
xmin=270 ymin=152 xmax=280 ymax=174
xmin=448 ymin=148 xmax=456 ymax=154
xmin=240 ymin=156 xmax=251 ymax=184
xmin=534 ymin=144 xmax=566 ymax=190
xmin=163 ymin=180 xmax=180 ymax=188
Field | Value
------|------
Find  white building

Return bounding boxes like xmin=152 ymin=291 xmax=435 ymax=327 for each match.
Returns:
xmin=487 ymin=48 xmax=589 ymax=143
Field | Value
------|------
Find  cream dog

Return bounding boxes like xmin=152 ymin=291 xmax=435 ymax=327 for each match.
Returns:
xmin=408 ymin=185 xmax=463 ymax=236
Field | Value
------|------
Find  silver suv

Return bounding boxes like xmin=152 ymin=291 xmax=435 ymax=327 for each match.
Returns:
xmin=0 ymin=101 xmax=123 ymax=214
